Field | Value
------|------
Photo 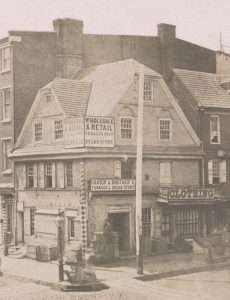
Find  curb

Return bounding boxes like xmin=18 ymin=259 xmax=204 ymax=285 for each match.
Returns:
xmin=1 ymin=272 xmax=109 ymax=292
xmin=135 ymin=261 xmax=230 ymax=281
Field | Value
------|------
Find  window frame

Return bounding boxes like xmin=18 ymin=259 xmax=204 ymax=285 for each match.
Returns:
xmin=34 ymin=121 xmax=43 ymax=142
xmin=30 ymin=208 xmax=36 ymax=236
xmin=143 ymin=80 xmax=153 ymax=102
xmin=210 ymin=115 xmax=220 ymax=144
xmin=54 ymin=119 xmax=64 ymax=140
xmin=44 ymin=162 xmax=53 ymax=188
xmin=120 ymin=116 xmax=134 ymax=140
xmin=1 ymin=137 xmax=12 ymax=173
xmin=159 ymin=118 xmax=172 ymax=141
xmin=1 ymin=46 xmax=10 ymax=73
xmin=26 ymin=164 xmax=34 ymax=188
xmin=68 ymin=218 xmax=75 ymax=240
xmin=66 ymin=162 xmax=73 ymax=188
xmin=142 ymin=207 xmax=152 ymax=238
xmin=1 ymin=86 xmax=11 ymax=122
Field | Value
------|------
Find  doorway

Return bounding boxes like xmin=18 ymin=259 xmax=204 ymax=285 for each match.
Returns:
xmin=108 ymin=212 xmax=130 ymax=251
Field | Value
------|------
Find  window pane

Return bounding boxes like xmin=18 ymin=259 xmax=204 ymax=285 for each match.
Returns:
xmin=2 ymin=88 xmax=11 ymax=119
xmin=159 ymin=120 xmax=171 ymax=140
xmin=27 ymin=164 xmax=34 ymax=188
xmin=144 ymin=81 xmax=153 ymax=101
xmin=45 ymin=163 xmax=52 ymax=187
xmin=66 ymin=162 xmax=73 ymax=187
xmin=55 ymin=120 xmax=63 ymax=139
xmin=2 ymin=139 xmax=12 ymax=170
xmin=34 ymin=123 xmax=42 ymax=141
xmin=210 ymin=116 xmax=220 ymax=143
xmin=121 ymin=118 xmax=133 ymax=139
xmin=30 ymin=208 xmax=36 ymax=235
xmin=1 ymin=47 xmax=10 ymax=71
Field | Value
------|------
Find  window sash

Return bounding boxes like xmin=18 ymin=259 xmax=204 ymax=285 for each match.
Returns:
xmin=34 ymin=122 xmax=42 ymax=142
xmin=55 ymin=120 xmax=63 ymax=140
xmin=120 ymin=117 xmax=133 ymax=139
xmin=159 ymin=119 xmax=171 ymax=140
xmin=45 ymin=163 xmax=52 ymax=187
xmin=2 ymin=88 xmax=11 ymax=120
xmin=144 ymin=81 xmax=153 ymax=101
xmin=68 ymin=218 xmax=75 ymax=239
xmin=27 ymin=164 xmax=34 ymax=188
xmin=142 ymin=207 xmax=151 ymax=237
xmin=66 ymin=162 xmax=73 ymax=187
xmin=210 ymin=115 xmax=220 ymax=144
xmin=1 ymin=47 xmax=10 ymax=72
xmin=2 ymin=139 xmax=12 ymax=170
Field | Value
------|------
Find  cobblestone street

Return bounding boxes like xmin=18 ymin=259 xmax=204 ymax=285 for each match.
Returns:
xmin=1 ymin=267 xmax=230 ymax=300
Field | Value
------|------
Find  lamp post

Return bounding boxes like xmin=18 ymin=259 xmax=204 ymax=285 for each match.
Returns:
xmin=54 ymin=211 xmax=65 ymax=282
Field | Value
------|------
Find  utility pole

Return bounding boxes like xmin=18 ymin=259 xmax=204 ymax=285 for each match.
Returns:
xmin=136 ymin=64 xmax=144 ymax=275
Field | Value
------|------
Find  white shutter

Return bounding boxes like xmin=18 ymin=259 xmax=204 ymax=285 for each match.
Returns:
xmin=114 ymin=161 xmax=121 ymax=178
xmin=34 ymin=164 xmax=38 ymax=188
xmin=59 ymin=162 xmax=65 ymax=189
xmin=160 ymin=162 xmax=172 ymax=185
xmin=220 ymin=160 xmax=226 ymax=183
xmin=39 ymin=163 xmax=45 ymax=188
xmin=208 ymin=160 xmax=213 ymax=185
xmin=52 ymin=163 xmax=56 ymax=188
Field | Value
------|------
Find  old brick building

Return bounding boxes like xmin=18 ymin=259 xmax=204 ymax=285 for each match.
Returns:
xmin=10 ymin=59 xmax=215 ymax=256
xmin=169 ymin=69 xmax=230 ymax=234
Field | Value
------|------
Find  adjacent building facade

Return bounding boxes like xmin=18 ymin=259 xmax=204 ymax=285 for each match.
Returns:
xmin=11 ymin=59 xmax=214 ymax=255
xmin=169 ymin=69 xmax=230 ymax=235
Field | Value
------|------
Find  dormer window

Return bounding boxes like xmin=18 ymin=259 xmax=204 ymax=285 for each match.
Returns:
xmin=144 ymin=80 xmax=153 ymax=102
xmin=210 ymin=115 xmax=220 ymax=144
xmin=45 ymin=93 xmax=52 ymax=103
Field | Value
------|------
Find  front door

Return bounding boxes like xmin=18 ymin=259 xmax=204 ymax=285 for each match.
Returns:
xmin=108 ymin=213 xmax=130 ymax=251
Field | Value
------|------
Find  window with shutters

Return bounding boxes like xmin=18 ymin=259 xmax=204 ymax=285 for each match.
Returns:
xmin=27 ymin=164 xmax=34 ymax=188
xmin=160 ymin=162 xmax=172 ymax=185
xmin=210 ymin=115 xmax=220 ymax=144
xmin=120 ymin=117 xmax=133 ymax=139
xmin=208 ymin=159 xmax=226 ymax=185
xmin=45 ymin=162 xmax=53 ymax=188
xmin=159 ymin=119 xmax=171 ymax=141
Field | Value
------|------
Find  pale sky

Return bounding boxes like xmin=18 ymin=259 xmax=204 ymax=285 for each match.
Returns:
xmin=0 ymin=0 xmax=230 ymax=51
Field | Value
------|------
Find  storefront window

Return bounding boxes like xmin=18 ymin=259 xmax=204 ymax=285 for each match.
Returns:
xmin=176 ymin=207 xmax=200 ymax=236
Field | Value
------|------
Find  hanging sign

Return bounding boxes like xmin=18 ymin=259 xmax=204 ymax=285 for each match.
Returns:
xmin=160 ymin=187 xmax=215 ymax=200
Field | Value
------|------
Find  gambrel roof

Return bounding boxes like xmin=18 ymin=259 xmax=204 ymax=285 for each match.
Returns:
xmin=75 ymin=58 xmax=161 ymax=116
xmin=43 ymin=78 xmax=92 ymax=117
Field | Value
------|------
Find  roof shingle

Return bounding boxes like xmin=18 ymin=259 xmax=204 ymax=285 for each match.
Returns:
xmin=173 ymin=69 xmax=230 ymax=108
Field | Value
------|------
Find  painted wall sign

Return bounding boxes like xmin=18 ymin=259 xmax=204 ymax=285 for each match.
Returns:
xmin=85 ymin=117 xmax=114 ymax=147
xmin=65 ymin=117 xmax=84 ymax=148
xmin=91 ymin=179 xmax=135 ymax=192
xmin=64 ymin=116 xmax=114 ymax=148
xmin=160 ymin=187 xmax=215 ymax=200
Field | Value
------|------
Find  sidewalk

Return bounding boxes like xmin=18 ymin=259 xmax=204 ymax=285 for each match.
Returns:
xmin=1 ymin=251 xmax=230 ymax=290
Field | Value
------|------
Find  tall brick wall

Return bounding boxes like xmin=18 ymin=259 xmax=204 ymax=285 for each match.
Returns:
xmin=12 ymin=32 xmax=57 ymax=139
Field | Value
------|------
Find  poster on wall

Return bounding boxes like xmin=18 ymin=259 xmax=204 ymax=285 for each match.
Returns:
xmin=65 ymin=117 xmax=85 ymax=148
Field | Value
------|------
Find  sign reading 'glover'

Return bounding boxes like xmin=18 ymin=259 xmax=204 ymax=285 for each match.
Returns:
xmin=64 ymin=116 xmax=115 ymax=148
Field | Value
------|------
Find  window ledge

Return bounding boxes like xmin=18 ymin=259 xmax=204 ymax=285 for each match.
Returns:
xmin=2 ymin=169 xmax=12 ymax=175
xmin=1 ymin=69 xmax=10 ymax=74
xmin=1 ymin=118 xmax=11 ymax=124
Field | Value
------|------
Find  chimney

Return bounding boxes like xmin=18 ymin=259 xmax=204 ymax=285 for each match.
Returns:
xmin=157 ymin=23 xmax=176 ymax=81
xmin=53 ymin=18 xmax=83 ymax=78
